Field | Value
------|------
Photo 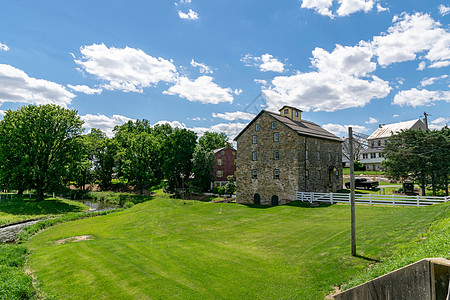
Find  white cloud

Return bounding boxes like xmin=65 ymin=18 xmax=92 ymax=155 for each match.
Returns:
xmin=430 ymin=117 xmax=450 ymax=130
xmin=241 ymin=53 xmax=285 ymax=73
xmin=337 ymin=0 xmax=374 ymax=17
xmin=420 ymin=74 xmax=448 ymax=87
xmin=393 ymin=88 xmax=450 ymax=107
xmin=153 ymin=119 xmax=247 ymax=139
xmin=67 ymin=84 xmax=103 ymax=95
xmin=365 ymin=117 xmax=378 ymax=124
xmin=180 ymin=0 xmax=192 ymax=3
xmin=212 ymin=111 xmax=255 ymax=121
xmin=0 ymin=64 xmax=75 ymax=107
xmin=393 ymin=114 xmax=399 ymax=118
xmin=417 ymin=61 xmax=426 ymax=70
xmin=234 ymin=88 xmax=243 ymax=95
xmin=81 ymin=114 xmax=133 ymax=137
xmin=190 ymin=59 xmax=213 ymax=74
xmin=376 ymin=3 xmax=388 ymax=12
xmin=301 ymin=0 xmax=381 ymax=18
xmin=0 ymin=110 xmax=4 ymax=117
xmin=163 ymin=76 xmax=234 ymax=104
xmin=438 ymin=4 xmax=450 ymax=16
xmin=311 ymin=44 xmax=376 ymax=76
xmin=254 ymin=79 xmax=268 ymax=86
xmin=178 ymin=9 xmax=199 ymax=20
xmin=301 ymin=0 xmax=334 ymax=18
xmin=372 ymin=13 xmax=450 ymax=67
xmin=154 ymin=120 xmax=187 ymax=129
xmin=192 ymin=122 xmax=248 ymax=139
xmin=322 ymin=123 xmax=368 ymax=136
xmin=74 ymin=44 xmax=178 ymax=93
xmin=0 ymin=42 xmax=9 ymax=51
xmin=263 ymin=71 xmax=390 ymax=112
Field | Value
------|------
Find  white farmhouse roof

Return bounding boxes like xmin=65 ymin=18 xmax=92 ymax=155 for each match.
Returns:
xmin=367 ymin=119 xmax=425 ymax=140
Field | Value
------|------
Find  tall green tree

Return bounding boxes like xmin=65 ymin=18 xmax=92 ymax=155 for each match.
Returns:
xmin=68 ymin=128 xmax=106 ymax=190
xmin=0 ymin=105 xmax=84 ymax=200
xmin=383 ymin=127 xmax=450 ymax=196
xmin=190 ymin=146 xmax=215 ymax=191
xmin=198 ymin=132 xmax=228 ymax=152
xmin=162 ymin=128 xmax=197 ymax=189
xmin=95 ymin=137 xmax=119 ymax=190
xmin=120 ymin=132 xmax=158 ymax=195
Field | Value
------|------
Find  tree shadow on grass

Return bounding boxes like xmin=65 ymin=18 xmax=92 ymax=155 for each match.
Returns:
xmin=242 ymin=200 xmax=332 ymax=209
xmin=0 ymin=197 xmax=86 ymax=216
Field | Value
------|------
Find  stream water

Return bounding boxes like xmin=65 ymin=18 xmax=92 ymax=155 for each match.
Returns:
xmin=0 ymin=200 xmax=118 ymax=243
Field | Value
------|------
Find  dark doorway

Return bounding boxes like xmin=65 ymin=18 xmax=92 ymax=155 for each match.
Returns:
xmin=271 ymin=195 xmax=279 ymax=206
xmin=254 ymin=194 xmax=260 ymax=205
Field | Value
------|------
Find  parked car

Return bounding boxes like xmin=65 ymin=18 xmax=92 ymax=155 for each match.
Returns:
xmin=345 ymin=178 xmax=379 ymax=190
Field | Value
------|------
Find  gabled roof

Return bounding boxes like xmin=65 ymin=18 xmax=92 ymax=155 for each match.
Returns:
xmin=234 ymin=110 xmax=342 ymax=142
xmin=278 ymin=105 xmax=303 ymax=112
xmin=367 ymin=119 xmax=425 ymax=140
xmin=213 ymin=144 xmax=236 ymax=154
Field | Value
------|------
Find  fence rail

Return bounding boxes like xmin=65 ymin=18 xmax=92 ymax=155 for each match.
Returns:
xmin=296 ymin=192 xmax=450 ymax=207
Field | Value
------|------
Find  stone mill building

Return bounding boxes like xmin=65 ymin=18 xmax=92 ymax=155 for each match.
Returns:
xmin=234 ymin=106 xmax=343 ymax=205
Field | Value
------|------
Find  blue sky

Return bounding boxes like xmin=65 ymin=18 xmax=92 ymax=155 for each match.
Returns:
xmin=0 ymin=0 xmax=449 ymax=138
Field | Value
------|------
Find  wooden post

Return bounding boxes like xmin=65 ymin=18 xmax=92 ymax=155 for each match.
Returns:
xmin=330 ymin=193 xmax=333 ymax=205
xmin=417 ymin=195 xmax=420 ymax=207
xmin=392 ymin=195 xmax=395 ymax=207
xmin=349 ymin=127 xmax=356 ymax=256
xmin=369 ymin=194 xmax=372 ymax=206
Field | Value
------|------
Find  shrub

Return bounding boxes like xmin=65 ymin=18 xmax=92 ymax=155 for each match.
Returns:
xmin=123 ymin=201 xmax=134 ymax=209
xmin=354 ymin=160 xmax=365 ymax=171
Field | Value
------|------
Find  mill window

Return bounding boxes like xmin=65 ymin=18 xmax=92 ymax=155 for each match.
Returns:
xmin=273 ymin=169 xmax=280 ymax=179
xmin=252 ymin=151 xmax=257 ymax=161
xmin=273 ymin=132 xmax=279 ymax=142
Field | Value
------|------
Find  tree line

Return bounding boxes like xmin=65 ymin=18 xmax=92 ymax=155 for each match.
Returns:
xmin=383 ymin=127 xmax=450 ymax=196
xmin=0 ymin=104 xmax=229 ymax=200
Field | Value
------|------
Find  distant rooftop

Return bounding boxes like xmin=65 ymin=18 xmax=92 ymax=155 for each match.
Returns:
xmin=367 ymin=119 xmax=425 ymax=139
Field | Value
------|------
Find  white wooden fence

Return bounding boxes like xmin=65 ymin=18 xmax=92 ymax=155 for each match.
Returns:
xmin=296 ymin=192 xmax=450 ymax=207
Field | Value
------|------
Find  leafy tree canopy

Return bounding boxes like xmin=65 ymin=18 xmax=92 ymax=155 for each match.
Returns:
xmin=0 ymin=104 xmax=84 ymax=200
xmin=198 ymin=132 xmax=228 ymax=152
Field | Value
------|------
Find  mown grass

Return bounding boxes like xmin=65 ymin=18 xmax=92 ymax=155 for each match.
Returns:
xmin=343 ymin=208 xmax=450 ymax=289
xmin=26 ymin=198 xmax=449 ymax=299
xmin=343 ymin=169 xmax=386 ymax=176
xmin=0 ymin=195 xmax=88 ymax=226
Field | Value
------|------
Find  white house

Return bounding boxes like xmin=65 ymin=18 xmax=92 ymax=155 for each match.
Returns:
xmin=360 ymin=119 xmax=427 ymax=171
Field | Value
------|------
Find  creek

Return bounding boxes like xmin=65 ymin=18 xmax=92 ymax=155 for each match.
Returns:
xmin=0 ymin=200 xmax=118 ymax=243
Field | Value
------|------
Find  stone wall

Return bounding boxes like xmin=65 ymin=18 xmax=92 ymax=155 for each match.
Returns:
xmin=236 ymin=111 xmax=343 ymax=205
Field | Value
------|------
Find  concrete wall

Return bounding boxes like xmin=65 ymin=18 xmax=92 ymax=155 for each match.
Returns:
xmin=334 ymin=258 xmax=450 ymax=300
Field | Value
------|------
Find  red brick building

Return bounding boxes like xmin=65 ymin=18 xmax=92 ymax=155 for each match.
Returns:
xmin=212 ymin=144 xmax=236 ymax=188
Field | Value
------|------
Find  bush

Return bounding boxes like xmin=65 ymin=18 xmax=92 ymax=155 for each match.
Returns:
xmin=123 ymin=201 xmax=134 ymax=209
xmin=212 ymin=186 xmax=225 ymax=195
xmin=354 ymin=160 xmax=365 ymax=171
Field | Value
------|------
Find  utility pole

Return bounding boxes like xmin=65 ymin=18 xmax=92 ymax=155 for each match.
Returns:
xmin=423 ymin=112 xmax=429 ymax=130
xmin=348 ymin=127 xmax=356 ymax=256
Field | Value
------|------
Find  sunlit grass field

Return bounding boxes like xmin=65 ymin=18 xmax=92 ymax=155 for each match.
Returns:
xmin=26 ymin=198 xmax=449 ymax=299
xmin=0 ymin=195 xmax=88 ymax=226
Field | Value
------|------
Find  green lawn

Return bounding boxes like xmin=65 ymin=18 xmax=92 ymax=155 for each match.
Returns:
xmin=343 ymin=168 xmax=386 ymax=176
xmin=26 ymin=198 xmax=449 ymax=299
xmin=0 ymin=195 xmax=88 ymax=226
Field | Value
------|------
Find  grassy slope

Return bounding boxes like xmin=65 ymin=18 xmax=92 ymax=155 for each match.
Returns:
xmin=0 ymin=196 xmax=88 ymax=226
xmin=344 ymin=209 xmax=450 ymax=290
xmin=26 ymin=199 xmax=449 ymax=299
